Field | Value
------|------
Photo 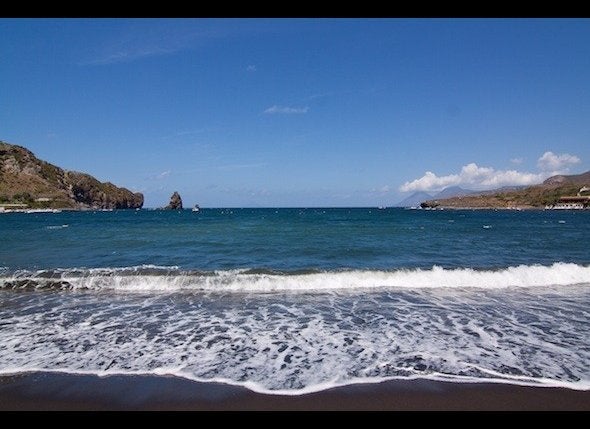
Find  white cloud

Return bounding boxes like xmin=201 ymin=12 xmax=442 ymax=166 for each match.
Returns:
xmin=264 ymin=105 xmax=309 ymax=114
xmin=80 ymin=22 xmax=225 ymax=66
xmin=85 ymin=47 xmax=177 ymax=65
xmin=399 ymin=163 xmax=545 ymax=193
xmin=400 ymin=150 xmax=582 ymax=193
xmin=537 ymin=151 xmax=580 ymax=171
xmin=366 ymin=185 xmax=392 ymax=198
xmin=399 ymin=171 xmax=458 ymax=193
xmin=246 ymin=65 xmax=257 ymax=72
xmin=368 ymin=185 xmax=391 ymax=196
xmin=145 ymin=170 xmax=171 ymax=181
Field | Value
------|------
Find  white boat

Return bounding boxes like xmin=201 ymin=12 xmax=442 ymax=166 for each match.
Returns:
xmin=192 ymin=204 xmax=200 ymax=212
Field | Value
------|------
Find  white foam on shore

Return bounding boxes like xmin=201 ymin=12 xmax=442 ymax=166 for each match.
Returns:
xmin=0 ymin=283 xmax=588 ymax=394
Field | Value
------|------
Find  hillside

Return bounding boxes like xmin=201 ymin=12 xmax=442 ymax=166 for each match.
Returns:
xmin=0 ymin=141 xmax=143 ymax=209
xmin=421 ymin=171 xmax=590 ymax=209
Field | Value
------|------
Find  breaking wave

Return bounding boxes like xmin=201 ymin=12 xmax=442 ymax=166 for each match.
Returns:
xmin=1 ymin=262 xmax=589 ymax=292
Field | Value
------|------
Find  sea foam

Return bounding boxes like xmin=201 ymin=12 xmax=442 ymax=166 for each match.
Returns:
xmin=0 ymin=280 xmax=588 ymax=393
xmin=1 ymin=262 xmax=589 ymax=292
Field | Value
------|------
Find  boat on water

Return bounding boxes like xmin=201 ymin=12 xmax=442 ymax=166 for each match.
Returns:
xmin=192 ymin=204 xmax=200 ymax=212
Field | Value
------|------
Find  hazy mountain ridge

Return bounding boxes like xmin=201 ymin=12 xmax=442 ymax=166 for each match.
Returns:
xmin=395 ymin=191 xmax=433 ymax=207
xmin=395 ymin=186 xmax=476 ymax=207
xmin=432 ymin=186 xmax=475 ymax=199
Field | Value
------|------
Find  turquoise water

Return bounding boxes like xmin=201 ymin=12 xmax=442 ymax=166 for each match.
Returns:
xmin=0 ymin=208 xmax=589 ymax=393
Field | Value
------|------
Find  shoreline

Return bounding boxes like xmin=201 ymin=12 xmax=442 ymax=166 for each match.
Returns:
xmin=0 ymin=372 xmax=588 ymax=411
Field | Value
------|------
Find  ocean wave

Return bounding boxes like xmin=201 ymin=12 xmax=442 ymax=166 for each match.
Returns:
xmin=1 ymin=262 xmax=589 ymax=292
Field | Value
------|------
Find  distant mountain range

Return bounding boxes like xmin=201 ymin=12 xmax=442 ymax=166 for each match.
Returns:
xmin=0 ymin=141 xmax=143 ymax=209
xmin=420 ymin=171 xmax=590 ymax=209
xmin=395 ymin=186 xmax=475 ymax=207
xmin=431 ymin=186 xmax=475 ymax=199
xmin=395 ymin=191 xmax=434 ymax=207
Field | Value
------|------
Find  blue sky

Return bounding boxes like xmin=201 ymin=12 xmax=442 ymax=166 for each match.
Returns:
xmin=1 ymin=18 xmax=589 ymax=207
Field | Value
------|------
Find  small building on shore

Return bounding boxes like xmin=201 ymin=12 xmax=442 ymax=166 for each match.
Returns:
xmin=0 ymin=203 xmax=29 ymax=213
xmin=552 ymin=196 xmax=590 ymax=209
xmin=548 ymin=187 xmax=590 ymax=209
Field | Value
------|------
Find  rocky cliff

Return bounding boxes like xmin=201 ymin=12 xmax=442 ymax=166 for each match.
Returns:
xmin=0 ymin=141 xmax=143 ymax=209
xmin=164 ymin=191 xmax=183 ymax=210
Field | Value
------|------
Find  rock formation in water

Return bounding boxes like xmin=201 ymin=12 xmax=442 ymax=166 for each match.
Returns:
xmin=164 ymin=191 xmax=183 ymax=210
xmin=0 ymin=140 xmax=143 ymax=209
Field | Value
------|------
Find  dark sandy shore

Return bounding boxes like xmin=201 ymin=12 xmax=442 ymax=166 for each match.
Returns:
xmin=0 ymin=372 xmax=588 ymax=411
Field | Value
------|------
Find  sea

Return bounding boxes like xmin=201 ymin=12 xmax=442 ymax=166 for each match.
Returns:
xmin=0 ymin=208 xmax=589 ymax=394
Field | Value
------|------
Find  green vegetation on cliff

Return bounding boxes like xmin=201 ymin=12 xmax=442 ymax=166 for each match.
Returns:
xmin=0 ymin=141 xmax=143 ymax=209
xmin=421 ymin=171 xmax=590 ymax=209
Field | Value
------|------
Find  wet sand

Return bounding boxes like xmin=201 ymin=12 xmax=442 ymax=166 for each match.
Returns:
xmin=0 ymin=372 xmax=588 ymax=410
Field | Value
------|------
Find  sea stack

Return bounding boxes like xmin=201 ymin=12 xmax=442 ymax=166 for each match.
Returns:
xmin=165 ymin=191 xmax=183 ymax=210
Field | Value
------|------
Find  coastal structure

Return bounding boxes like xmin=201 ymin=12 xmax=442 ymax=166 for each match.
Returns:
xmin=0 ymin=203 xmax=28 ymax=213
xmin=547 ymin=187 xmax=590 ymax=210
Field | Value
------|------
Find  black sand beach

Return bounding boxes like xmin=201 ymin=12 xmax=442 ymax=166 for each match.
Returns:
xmin=0 ymin=372 xmax=588 ymax=411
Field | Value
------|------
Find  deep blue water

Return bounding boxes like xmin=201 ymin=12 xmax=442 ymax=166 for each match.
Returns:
xmin=1 ymin=208 xmax=589 ymax=393
xmin=1 ymin=208 xmax=588 ymax=271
